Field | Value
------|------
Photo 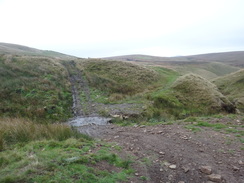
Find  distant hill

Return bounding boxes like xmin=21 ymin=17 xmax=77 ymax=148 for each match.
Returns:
xmin=178 ymin=51 xmax=244 ymax=67
xmin=104 ymin=51 xmax=244 ymax=67
xmin=105 ymin=54 xmax=174 ymax=62
xmin=104 ymin=52 xmax=243 ymax=80
xmin=0 ymin=42 xmax=76 ymax=59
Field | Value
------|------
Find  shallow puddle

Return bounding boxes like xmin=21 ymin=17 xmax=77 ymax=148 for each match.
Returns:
xmin=68 ymin=116 xmax=111 ymax=127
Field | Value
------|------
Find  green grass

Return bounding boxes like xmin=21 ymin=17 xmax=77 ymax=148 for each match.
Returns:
xmin=79 ymin=59 xmax=161 ymax=97
xmin=182 ymin=117 xmax=244 ymax=138
xmin=0 ymin=117 xmax=133 ymax=182
xmin=90 ymin=87 xmax=110 ymax=104
xmin=0 ymin=117 xmax=87 ymax=151
xmin=0 ymin=54 xmax=72 ymax=122
xmin=213 ymin=69 xmax=244 ymax=112
xmin=0 ymin=139 xmax=133 ymax=183
xmin=185 ymin=125 xmax=202 ymax=133
xmin=146 ymin=73 xmax=236 ymax=120
xmin=196 ymin=121 xmax=227 ymax=129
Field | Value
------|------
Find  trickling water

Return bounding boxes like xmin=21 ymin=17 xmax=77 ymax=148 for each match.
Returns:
xmin=68 ymin=116 xmax=111 ymax=127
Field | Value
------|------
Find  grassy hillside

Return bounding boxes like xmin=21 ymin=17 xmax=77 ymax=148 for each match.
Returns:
xmin=173 ymin=62 xmax=239 ymax=80
xmin=105 ymin=51 xmax=244 ymax=67
xmin=0 ymin=54 xmax=72 ymax=122
xmin=213 ymin=69 xmax=244 ymax=112
xmin=0 ymin=42 xmax=75 ymax=59
xmin=147 ymin=74 xmax=236 ymax=119
xmin=74 ymin=59 xmax=162 ymax=100
xmin=105 ymin=53 xmax=241 ymax=80
xmin=181 ymin=51 xmax=244 ymax=67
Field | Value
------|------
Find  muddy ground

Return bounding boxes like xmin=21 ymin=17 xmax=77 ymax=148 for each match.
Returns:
xmin=64 ymin=63 xmax=243 ymax=183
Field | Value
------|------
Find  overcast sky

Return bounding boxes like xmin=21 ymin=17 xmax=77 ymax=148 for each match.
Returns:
xmin=0 ymin=0 xmax=244 ymax=58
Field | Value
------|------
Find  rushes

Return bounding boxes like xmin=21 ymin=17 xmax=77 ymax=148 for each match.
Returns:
xmin=0 ymin=118 xmax=82 ymax=151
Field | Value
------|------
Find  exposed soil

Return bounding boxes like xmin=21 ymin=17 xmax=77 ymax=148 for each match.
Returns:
xmin=98 ymin=122 xmax=244 ymax=183
xmin=64 ymin=62 xmax=244 ymax=183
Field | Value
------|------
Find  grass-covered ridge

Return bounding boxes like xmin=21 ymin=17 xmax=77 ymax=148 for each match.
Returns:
xmin=0 ymin=54 xmax=72 ymax=122
xmin=80 ymin=59 xmax=161 ymax=97
xmin=213 ymin=69 xmax=244 ymax=112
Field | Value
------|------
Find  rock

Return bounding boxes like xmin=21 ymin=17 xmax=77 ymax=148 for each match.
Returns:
xmin=114 ymin=136 xmax=119 ymax=139
xmin=206 ymin=181 xmax=215 ymax=183
xmin=208 ymin=174 xmax=222 ymax=182
xmin=65 ymin=157 xmax=79 ymax=162
xmin=200 ymin=166 xmax=212 ymax=175
xmin=182 ymin=166 xmax=190 ymax=173
xmin=111 ymin=114 xmax=120 ymax=118
xmin=159 ymin=151 xmax=165 ymax=155
xmin=160 ymin=168 xmax=163 ymax=172
xmin=135 ymin=173 xmax=139 ymax=176
xmin=180 ymin=136 xmax=188 ymax=140
xmin=157 ymin=131 xmax=163 ymax=134
xmin=233 ymin=166 xmax=239 ymax=171
xmin=178 ymin=181 xmax=185 ymax=183
xmin=168 ymin=174 xmax=173 ymax=180
xmin=198 ymin=148 xmax=204 ymax=152
xmin=139 ymin=125 xmax=146 ymax=128
xmin=169 ymin=164 xmax=177 ymax=169
xmin=238 ymin=160 xmax=243 ymax=165
xmin=123 ymin=115 xmax=129 ymax=119
xmin=164 ymin=162 xmax=171 ymax=166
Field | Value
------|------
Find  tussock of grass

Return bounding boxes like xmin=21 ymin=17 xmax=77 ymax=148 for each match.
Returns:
xmin=0 ymin=54 xmax=72 ymax=122
xmin=0 ymin=118 xmax=84 ymax=151
xmin=213 ymin=69 xmax=244 ymax=112
xmin=82 ymin=59 xmax=160 ymax=96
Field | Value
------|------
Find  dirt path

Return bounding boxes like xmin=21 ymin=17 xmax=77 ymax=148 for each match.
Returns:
xmin=98 ymin=122 xmax=244 ymax=183
xmin=65 ymin=61 xmax=96 ymax=116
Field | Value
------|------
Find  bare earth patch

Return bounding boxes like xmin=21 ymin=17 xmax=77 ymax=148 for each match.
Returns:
xmin=88 ymin=122 xmax=244 ymax=183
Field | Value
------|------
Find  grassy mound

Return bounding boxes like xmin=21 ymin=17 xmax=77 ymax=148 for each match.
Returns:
xmin=171 ymin=74 xmax=235 ymax=113
xmin=213 ymin=69 xmax=244 ymax=112
xmin=81 ymin=59 xmax=160 ymax=97
xmin=149 ymin=74 xmax=236 ymax=119
xmin=0 ymin=54 xmax=72 ymax=122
